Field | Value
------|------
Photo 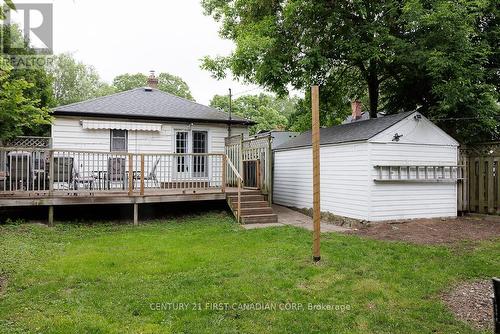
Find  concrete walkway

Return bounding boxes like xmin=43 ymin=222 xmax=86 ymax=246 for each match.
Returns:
xmin=242 ymin=204 xmax=351 ymax=232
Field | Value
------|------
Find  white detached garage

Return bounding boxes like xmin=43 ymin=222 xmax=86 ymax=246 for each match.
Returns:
xmin=273 ymin=111 xmax=460 ymax=222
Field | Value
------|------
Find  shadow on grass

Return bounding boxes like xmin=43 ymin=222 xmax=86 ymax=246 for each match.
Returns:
xmin=0 ymin=200 xmax=231 ymax=225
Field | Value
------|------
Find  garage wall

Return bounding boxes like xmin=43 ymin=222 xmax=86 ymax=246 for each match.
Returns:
xmin=368 ymin=142 xmax=458 ymax=221
xmin=273 ymin=142 xmax=371 ymax=220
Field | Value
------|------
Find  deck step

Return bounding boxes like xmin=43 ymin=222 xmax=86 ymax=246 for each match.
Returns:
xmin=241 ymin=213 xmax=278 ymax=224
xmin=226 ymin=190 xmax=277 ymax=224
xmin=234 ymin=201 xmax=269 ymax=209
xmin=228 ymin=194 xmax=264 ymax=203
xmin=226 ymin=189 xmax=261 ymax=195
xmin=236 ymin=207 xmax=274 ymax=216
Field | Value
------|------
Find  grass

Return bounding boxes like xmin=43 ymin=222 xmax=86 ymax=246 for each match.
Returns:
xmin=0 ymin=212 xmax=498 ymax=334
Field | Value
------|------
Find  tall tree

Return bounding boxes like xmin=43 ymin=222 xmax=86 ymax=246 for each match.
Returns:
xmin=1 ymin=23 xmax=54 ymax=138
xmin=210 ymin=93 xmax=289 ymax=134
xmin=0 ymin=0 xmax=15 ymax=19
xmin=47 ymin=53 xmax=113 ymax=106
xmin=112 ymin=72 xmax=195 ymax=100
xmin=0 ymin=61 xmax=51 ymax=141
xmin=201 ymin=0 xmax=499 ymax=142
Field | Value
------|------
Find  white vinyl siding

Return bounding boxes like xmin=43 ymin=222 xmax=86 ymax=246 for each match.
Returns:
xmin=272 ymin=112 xmax=459 ymax=222
xmin=273 ymin=142 xmax=370 ymax=220
xmin=51 ymin=116 xmax=249 ymax=154
xmin=368 ymin=142 xmax=457 ymax=221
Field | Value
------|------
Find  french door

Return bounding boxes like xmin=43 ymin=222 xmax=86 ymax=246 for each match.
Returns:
xmin=175 ymin=130 xmax=208 ymax=179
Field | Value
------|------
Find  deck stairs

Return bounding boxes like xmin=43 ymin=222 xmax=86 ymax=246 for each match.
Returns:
xmin=226 ymin=189 xmax=278 ymax=224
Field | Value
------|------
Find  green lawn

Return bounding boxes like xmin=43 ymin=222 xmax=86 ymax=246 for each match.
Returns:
xmin=0 ymin=212 xmax=498 ymax=334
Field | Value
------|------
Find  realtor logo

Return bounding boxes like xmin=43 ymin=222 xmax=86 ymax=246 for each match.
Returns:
xmin=2 ymin=3 xmax=53 ymax=53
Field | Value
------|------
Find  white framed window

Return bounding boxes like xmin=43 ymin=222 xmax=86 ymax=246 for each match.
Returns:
xmin=110 ymin=129 xmax=128 ymax=152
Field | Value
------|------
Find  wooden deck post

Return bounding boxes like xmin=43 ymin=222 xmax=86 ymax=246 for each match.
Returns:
xmin=311 ymin=85 xmax=321 ymax=262
xmin=140 ymin=154 xmax=145 ymax=196
xmin=222 ymin=155 xmax=227 ymax=193
xmin=239 ymin=134 xmax=244 ymax=181
xmin=133 ymin=203 xmax=139 ymax=226
xmin=48 ymin=150 xmax=54 ymax=196
xmin=48 ymin=205 xmax=54 ymax=226
xmin=267 ymin=134 xmax=273 ymax=205
xmin=128 ymin=154 xmax=133 ymax=196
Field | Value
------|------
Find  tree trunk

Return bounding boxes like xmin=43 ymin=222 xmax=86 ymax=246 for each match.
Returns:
xmin=367 ymin=63 xmax=380 ymax=118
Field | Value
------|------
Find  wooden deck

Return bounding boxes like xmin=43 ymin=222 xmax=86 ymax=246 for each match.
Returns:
xmin=0 ymin=187 xmax=260 ymax=208
xmin=0 ymin=137 xmax=275 ymax=224
xmin=0 ymin=189 xmax=231 ymax=207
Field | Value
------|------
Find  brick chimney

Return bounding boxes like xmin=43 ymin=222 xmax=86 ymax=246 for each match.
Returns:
xmin=147 ymin=70 xmax=158 ymax=89
xmin=351 ymin=100 xmax=362 ymax=121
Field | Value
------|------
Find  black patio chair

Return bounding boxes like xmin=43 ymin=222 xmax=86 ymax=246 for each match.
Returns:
xmin=7 ymin=151 xmax=32 ymax=191
xmin=52 ymin=156 xmax=74 ymax=190
xmin=107 ymin=157 xmax=126 ymax=190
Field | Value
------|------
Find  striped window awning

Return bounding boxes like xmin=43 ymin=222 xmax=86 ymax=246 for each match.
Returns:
xmin=81 ymin=120 xmax=162 ymax=132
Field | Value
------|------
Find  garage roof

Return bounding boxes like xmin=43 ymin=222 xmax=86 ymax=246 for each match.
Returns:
xmin=275 ymin=111 xmax=416 ymax=150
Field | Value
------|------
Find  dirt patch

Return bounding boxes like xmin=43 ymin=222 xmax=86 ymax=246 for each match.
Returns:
xmin=442 ymin=279 xmax=494 ymax=331
xmin=345 ymin=215 xmax=500 ymax=245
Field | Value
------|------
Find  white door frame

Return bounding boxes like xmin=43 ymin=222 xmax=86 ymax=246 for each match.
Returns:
xmin=173 ymin=128 xmax=210 ymax=181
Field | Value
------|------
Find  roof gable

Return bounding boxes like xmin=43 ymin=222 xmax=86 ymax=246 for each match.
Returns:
xmin=275 ymin=111 xmax=416 ymax=150
xmin=369 ymin=112 xmax=459 ymax=146
xmin=53 ymin=88 xmax=253 ymax=125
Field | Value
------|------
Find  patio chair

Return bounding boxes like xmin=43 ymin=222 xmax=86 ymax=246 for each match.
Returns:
xmin=52 ymin=156 xmax=74 ymax=190
xmin=73 ymin=167 xmax=96 ymax=190
xmin=135 ymin=157 xmax=160 ymax=188
xmin=7 ymin=151 xmax=32 ymax=191
xmin=32 ymin=153 xmax=49 ymax=191
xmin=107 ymin=157 xmax=126 ymax=190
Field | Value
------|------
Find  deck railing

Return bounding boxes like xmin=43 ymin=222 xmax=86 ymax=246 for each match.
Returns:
xmin=0 ymin=148 xmax=225 ymax=195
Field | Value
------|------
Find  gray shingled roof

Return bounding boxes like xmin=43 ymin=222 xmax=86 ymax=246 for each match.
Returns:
xmin=53 ymin=87 xmax=254 ymax=125
xmin=275 ymin=111 xmax=416 ymax=150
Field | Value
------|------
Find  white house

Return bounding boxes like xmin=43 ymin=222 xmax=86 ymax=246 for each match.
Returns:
xmin=273 ymin=111 xmax=460 ymax=222
xmin=49 ymin=79 xmax=252 ymax=190
xmin=51 ymin=87 xmax=251 ymax=154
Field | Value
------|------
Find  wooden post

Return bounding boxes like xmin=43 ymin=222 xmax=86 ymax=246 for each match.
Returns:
xmin=239 ymin=134 xmax=244 ymax=182
xmin=133 ymin=203 xmax=139 ymax=226
xmin=311 ymin=85 xmax=321 ymax=262
xmin=267 ymin=134 xmax=273 ymax=205
xmin=48 ymin=150 xmax=54 ymax=196
xmin=140 ymin=154 xmax=145 ymax=196
xmin=48 ymin=205 xmax=54 ymax=226
xmin=478 ymin=158 xmax=485 ymax=213
xmin=222 ymin=155 xmax=227 ymax=193
xmin=487 ymin=158 xmax=494 ymax=214
xmin=128 ymin=154 xmax=133 ymax=196
xmin=237 ymin=178 xmax=241 ymax=223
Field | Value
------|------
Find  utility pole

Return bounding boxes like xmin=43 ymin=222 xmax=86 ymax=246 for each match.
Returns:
xmin=311 ymin=85 xmax=321 ymax=262
xmin=228 ymin=88 xmax=232 ymax=138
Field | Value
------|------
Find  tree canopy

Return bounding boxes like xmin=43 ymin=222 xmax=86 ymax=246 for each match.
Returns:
xmin=112 ymin=72 xmax=195 ymax=100
xmin=0 ymin=61 xmax=52 ymax=141
xmin=47 ymin=53 xmax=114 ymax=106
xmin=0 ymin=23 xmax=53 ymax=140
xmin=210 ymin=93 xmax=291 ymax=135
xmin=201 ymin=0 xmax=499 ymax=142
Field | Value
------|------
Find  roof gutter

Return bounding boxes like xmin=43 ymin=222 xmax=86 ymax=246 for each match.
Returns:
xmin=52 ymin=110 xmax=256 ymax=126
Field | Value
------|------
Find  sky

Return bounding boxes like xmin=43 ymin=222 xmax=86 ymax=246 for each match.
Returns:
xmin=8 ymin=0 xmax=265 ymax=104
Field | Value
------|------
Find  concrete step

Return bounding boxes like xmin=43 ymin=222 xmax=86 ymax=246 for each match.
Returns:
xmin=241 ymin=213 xmax=278 ymax=224
xmin=236 ymin=207 xmax=274 ymax=216
xmin=228 ymin=194 xmax=264 ymax=203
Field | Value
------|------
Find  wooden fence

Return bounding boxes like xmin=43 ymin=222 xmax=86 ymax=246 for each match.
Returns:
xmin=458 ymin=143 xmax=500 ymax=214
